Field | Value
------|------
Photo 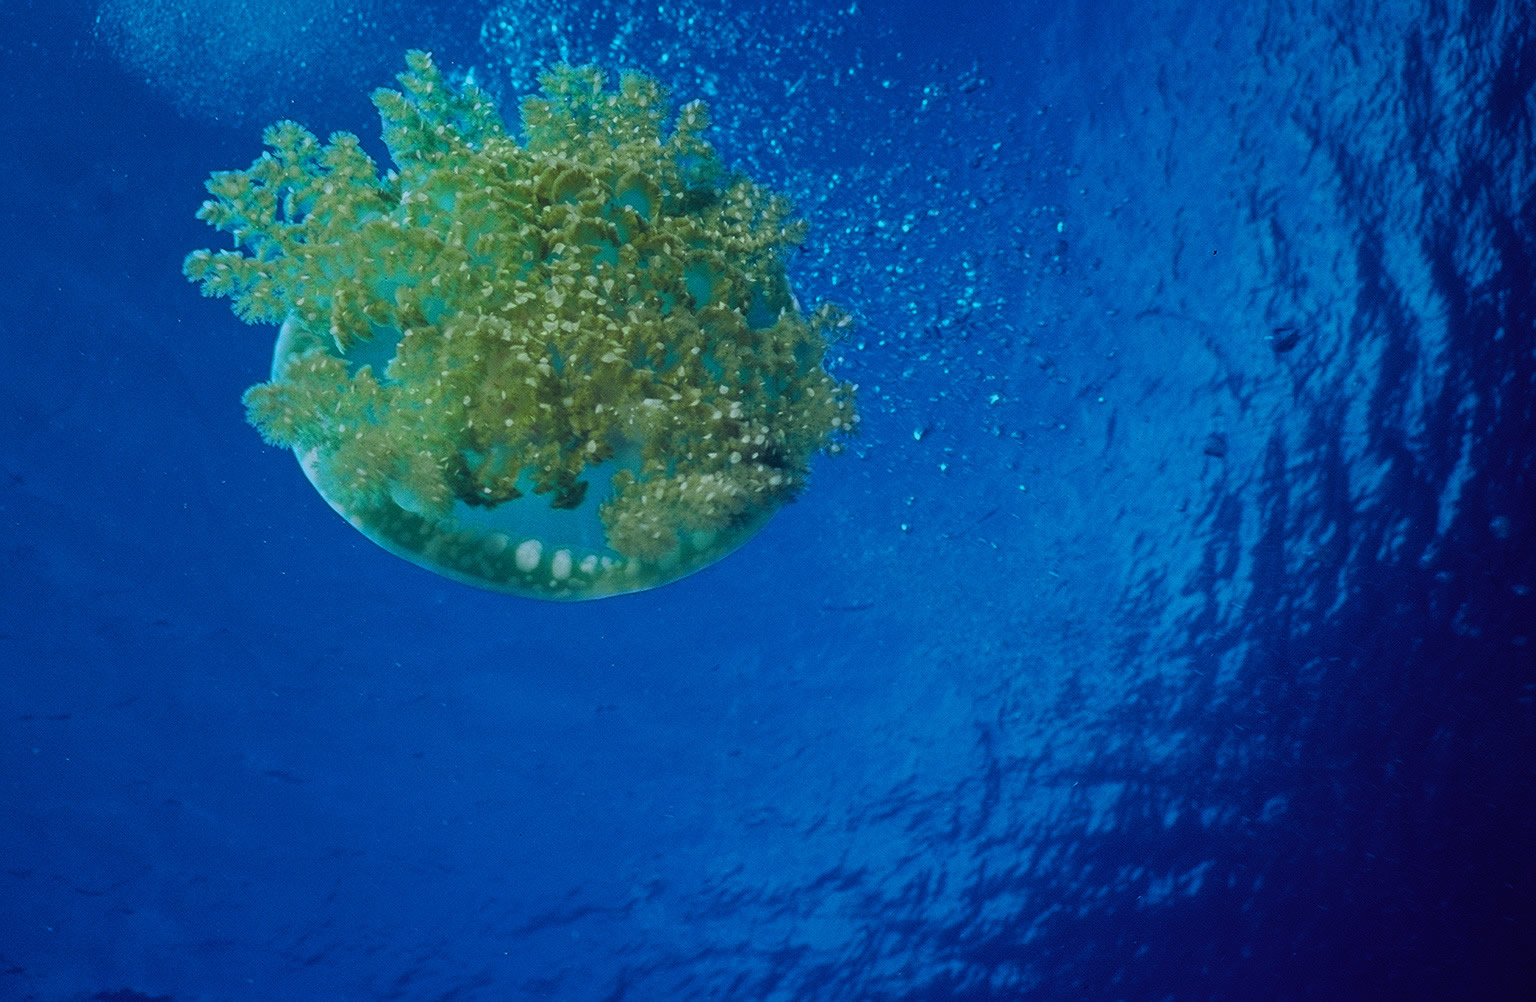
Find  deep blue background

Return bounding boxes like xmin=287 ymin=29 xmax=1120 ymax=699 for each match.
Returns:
xmin=3 ymin=1 xmax=1533 ymax=999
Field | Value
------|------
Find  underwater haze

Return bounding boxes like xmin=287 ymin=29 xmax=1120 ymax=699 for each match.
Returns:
xmin=3 ymin=0 xmax=1534 ymax=999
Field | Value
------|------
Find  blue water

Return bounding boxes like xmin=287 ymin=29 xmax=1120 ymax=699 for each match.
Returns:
xmin=3 ymin=1 xmax=1533 ymax=999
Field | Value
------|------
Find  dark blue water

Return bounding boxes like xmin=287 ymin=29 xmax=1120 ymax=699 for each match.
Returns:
xmin=3 ymin=1 xmax=1532 ymax=999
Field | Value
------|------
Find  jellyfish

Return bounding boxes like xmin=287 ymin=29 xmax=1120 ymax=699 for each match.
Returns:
xmin=186 ymin=51 xmax=857 ymax=600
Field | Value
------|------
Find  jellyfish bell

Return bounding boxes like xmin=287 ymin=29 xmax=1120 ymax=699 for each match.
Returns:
xmin=269 ymin=315 xmax=782 ymax=600
xmin=188 ymin=52 xmax=857 ymax=600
